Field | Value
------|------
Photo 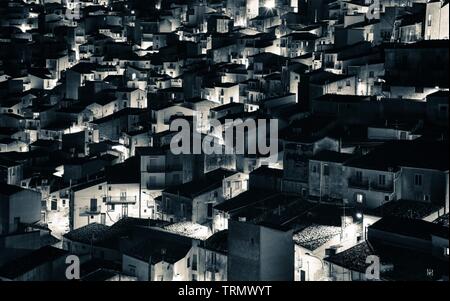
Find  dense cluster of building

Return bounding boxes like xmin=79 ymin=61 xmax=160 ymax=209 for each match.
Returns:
xmin=0 ymin=0 xmax=448 ymax=281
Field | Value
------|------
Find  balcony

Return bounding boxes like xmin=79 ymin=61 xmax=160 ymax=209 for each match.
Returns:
xmin=324 ymin=62 xmax=335 ymax=69
xmin=206 ymin=265 xmax=220 ymax=273
xmin=348 ymin=177 xmax=395 ymax=193
xmin=348 ymin=177 xmax=369 ymax=190
xmin=370 ymin=182 xmax=394 ymax=193
xmin=105 ymin=196 xmax=137 ymax=204
xmin=79 ymin=205 xmax=101 ymax=216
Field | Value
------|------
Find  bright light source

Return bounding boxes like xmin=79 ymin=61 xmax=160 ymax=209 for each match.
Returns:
xmin=356 ymin=213 xmax=363 ymax=219
xmin=264 ymin=0 xmax=275 ymax=9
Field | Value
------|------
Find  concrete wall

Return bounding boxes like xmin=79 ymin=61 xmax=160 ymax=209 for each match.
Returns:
xmin=227 ymin=220 xmax=261 ymax=281
xmin=71 ymin=182 xmax=148 ymax=230
xmin=259 ymin=225 xmax=294 ymax=281
xmin=122 ymin=254 xmax=150 ymax=281
xmin=13 ymin=255 xmax=67 ymax=281
xmin=400 ymin=167 xmax=448 ymax=206
xmin=0 ymin=189 xmax=41 ymax=235
xmin=228 ymin=220 xmax=294 ymax=281
xmin=344 ymin=167 xmax=400 ymax=209
xmin=309 ymin=160 xmax=346 ymax=200
xmin=368 ymin=227 xmax=431 ymax=254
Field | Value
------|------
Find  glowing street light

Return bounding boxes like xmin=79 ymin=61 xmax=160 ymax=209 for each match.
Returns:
xmin=264 ymin=0 xmax=275 ymax=9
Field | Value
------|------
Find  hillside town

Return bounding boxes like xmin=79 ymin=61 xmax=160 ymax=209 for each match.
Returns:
xmin=0 ymin=0 xmax=448 ymax=281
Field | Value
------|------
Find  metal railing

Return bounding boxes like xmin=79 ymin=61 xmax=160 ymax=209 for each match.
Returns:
xmin=370 ymin=182 xmax=394 ymax=193
xmin=348 ymin=177 xmax=394 ymax=193
xmin=105 ymin=196 xmax=137 ymax=204
xmin=348 ymin=177 xmax=369 ymax=189
xmin=79 ymin=205 xmax=101 ymax=216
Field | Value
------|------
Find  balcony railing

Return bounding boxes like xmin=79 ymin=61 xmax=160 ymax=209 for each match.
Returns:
xmin=348 ymin=177 xmax=394 ymax=193
xmin=206 ymin=265 xmax=220 ymax=273
xmin=79 ymin=205 xmax=101 ymax=216
xmin=348 ymin=177 xmax=369 ymax=189
xmin=370 ymin=182 xmax=394 ymax=193
xmin=324 ymin=62 xmax=335 ymax=69
xmin=105 ymin=196 xmax=137 ymax=204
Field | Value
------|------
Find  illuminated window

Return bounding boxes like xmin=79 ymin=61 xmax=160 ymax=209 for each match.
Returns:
xmin=356 ymin=193 xmax=364 ymax=203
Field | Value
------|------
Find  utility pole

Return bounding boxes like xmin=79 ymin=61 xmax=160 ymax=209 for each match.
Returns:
xmin=139 ymin=165 xmax=142 ymax=219
xmin=319 ymin=162 xmax=322 ymax=204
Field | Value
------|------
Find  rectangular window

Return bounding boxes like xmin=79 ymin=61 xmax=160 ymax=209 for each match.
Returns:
xmin=414 ymin=174 xmax=423 ymax=186
xmin=192 ymin=254 xmax=197 ymax=271
xmin=356 ymin=193 xmax=364 ymax=204
xmin=90 ymin=198 xmax=97 ymax=211
xmin=323 ymin=164 xmax=330 ymax=176
xmin=378 ymin=174 xmax=386 ymax=186
xmin=207 ymin=203 xmax=213 ymax=218
xmin=356 ymin=171 xmax=363 ymax=181
xmin=234 ymin=181 xmax=241 ymax=190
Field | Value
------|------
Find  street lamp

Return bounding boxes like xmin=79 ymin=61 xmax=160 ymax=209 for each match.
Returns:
xmin=264 ymin=0 xmax=275 ymax=10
